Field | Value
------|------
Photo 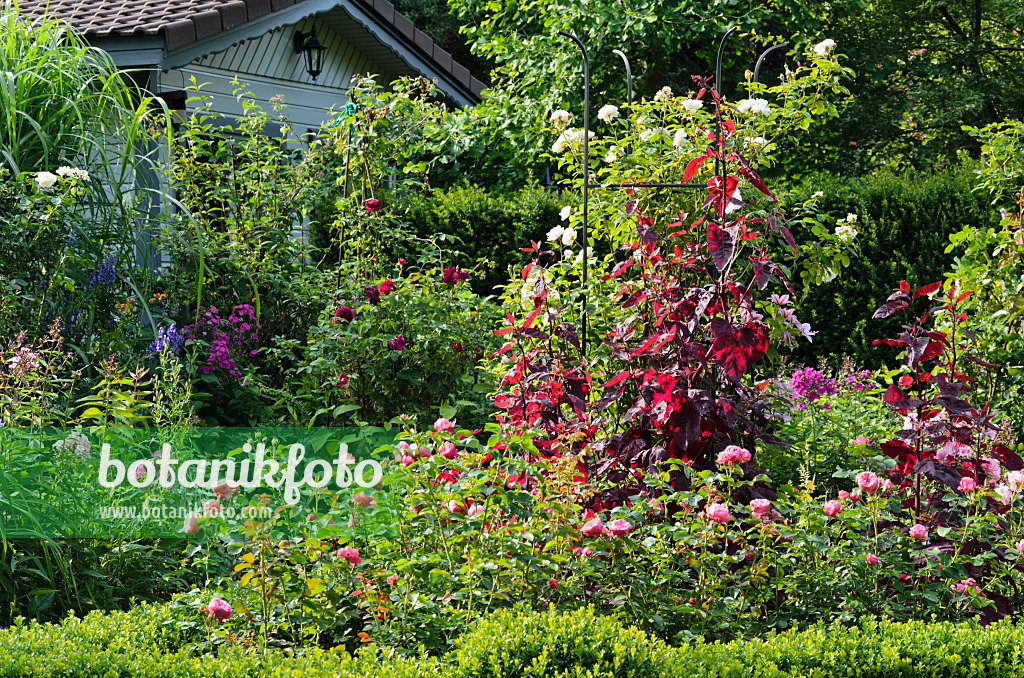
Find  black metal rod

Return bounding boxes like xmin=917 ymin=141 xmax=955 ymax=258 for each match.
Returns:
xmin=559 ymin=30 xmax=589 ymax=357
xmin=612 ymin=49 xmax=633 ymax=154
xmin=715 ymin=26 xmax=738 ymax=221
xmin=586 ymin=183 xmax=706 ymax=189
xmin=753 ymin=43 xmax=789 ymax=85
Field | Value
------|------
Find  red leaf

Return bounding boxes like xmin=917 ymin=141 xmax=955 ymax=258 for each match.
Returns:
xmin=604 ymin=370 xmax=632 ymax=389
xmin=913 ymin=281 xmax=942 ymax=298
xmin=683 ymin=154 xmax=710 ymax=182
xmin=707 ymin=222 xmax=736 ymax=271
xmin=737 ymin=166 xmax=776 ymax=200
xmin=873 ymin=300 xmax=907 ymax=319
xmin=899 ymin=281 xmax=911 ymax=294
xmin=710 ymin=320 xmax=768 ymax=380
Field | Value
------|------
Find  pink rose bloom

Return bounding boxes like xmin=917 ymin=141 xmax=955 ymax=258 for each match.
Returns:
xmin=822 ymin=500 xmax=842 ymax=516
xmin=936 ymin=440 xmax=972 ymax=463
xmin=440 ymin=441 xmax=458 ymax=459
xmin=212 ymin=481 xmax=239 ymax=500
xmin=909 ymin=524 xmax=928 ymax=541
xmin=387 ymin=574 xmax=398 ymax=585
xmin=184 ymin=512 xmax=200 ymax=534
xmin=952 ymin=578 xmax=980 ymax=595
xmin=365 ymin=198 xmax=382 ymax=212
xmin=467 ymin=503 xmax=484 ymax=516
xmin=958 ymin=476 xmax=976 ymax=493
xmin=1007 ymin=470 xmax=1024 ymax=493
xmin=379 ymin=279 xmax=395 ymax=295
xmin=548 ymin=578 xmax=558 ymax=589
xmin=881 ymin=479 xmax=894 ymax=492
xmin=581 ymin=517 xmax=605 ymax=537
xmin=981 ymin=457 xmax=1002 ymax=481
xmin=866 ymin=553 xmax=878 ymax=565
xmin=849 ymin=492 xmax=860 ymax=503
xmin=206 ymin=597 xmax=232 ymax=621
xmin=337 ymin=547 xmax=361 ymax=565
xmin=749 ymin=498 xmax=772 ymax=519
xmin=352 ymin=492 xmax=376 ymax=508
xmin=418 ymin=446 xmax=432 ymax=458
xmin=854 ymin=436 xmax=871 ymax=446
xmin=202 ymin=499 xmax=222 ymax=517
xmin=838 ymin=490 xmax=849 ymax=500
xmin=434 ymin=418 xmax=455 ymax=433
xmin=856 ymin=471 xmax=880 ymax=495
xmin=401 ymin=455 xmax=415 ymax=467
xmin=992 ymin=484 xmax=1012 ymax=505
xmin=1016 ymin=539 xmax=1024 ymax=552
xmin=705 ymin=502 xmax=731 ymax=524
xmin=607 ymin=519 xmax=633 ymax=537
xmin=716 ymin=445 xmax=751 ymax=465
xmin=581 ymin=547 xmax=593 ymax=556
xmin=447 ymin=499 xmax=465 ymax=514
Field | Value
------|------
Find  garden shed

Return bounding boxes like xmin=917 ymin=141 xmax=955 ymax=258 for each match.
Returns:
xmin=18 ymin=0 xmax=485 ymax=130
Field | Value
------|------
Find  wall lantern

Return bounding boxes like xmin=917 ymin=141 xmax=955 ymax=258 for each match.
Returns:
xmin=294 ymin=29 xmax=327 ymax=81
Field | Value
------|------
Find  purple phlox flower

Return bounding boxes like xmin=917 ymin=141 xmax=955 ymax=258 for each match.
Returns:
xmin=789 ymin=367 xmax=837 ymax=402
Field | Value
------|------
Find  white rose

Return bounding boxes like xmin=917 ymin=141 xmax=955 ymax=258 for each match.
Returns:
xmin=597 ymin=104 xmax=619 ymax=123
xmin=546 ymin=226 xmax=565 ymax=243
xmin=552 ymin=132 xmax=569 ymax=153
xmin=56 ymin=166 xmax=90 ymax=181
xmin=653 ymin=86 xmax=673 ymax=101
xmin=835 ymin=224 xmax=858 ymax=240
xmin=814 ymin=39 xmax=836 ymax=56
xmin=561 ymin=228 xmax=577 ymax=246
xmin=574 ymin=246 xmax=594 ymax=265
xmin=743 ymin=136 xmax=766 ymax=147
xmin=811 ymin=191 xmax=824 ymax=198
xmin=846 ymin=213 xmax=858 ymax=223
xmin=560 ymin=205 xmax=571 ymax=221
xmin=724 ymin=188 xmax=743 ymax=215
xmin=550 ymin=109 xmax=572 ymax=130
xmin=34 ymin=171 xmax=58 ymax=190
xmin=736 ymin=98 xmax=770 ymax=116
xmin=605 ymin=149 xmax=618 ymax=163
xmin=673 ymin=129 xmax=689 ymax=148
xmin=640 ymin=129 xmax=657 ymax=142
xmin=681 ymin=99 xmax=703 ymax=111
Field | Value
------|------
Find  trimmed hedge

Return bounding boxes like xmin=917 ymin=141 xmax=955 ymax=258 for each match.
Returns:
xmin=786 ymin=163 xmax=998 ymax=368
xmin=398 ymin=184 xmax=565 ymax=295
xmin=2 ymin=603 xmax=1023 ymax=677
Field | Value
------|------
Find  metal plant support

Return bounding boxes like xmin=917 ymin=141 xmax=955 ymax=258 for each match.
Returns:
xmin=557 ymin=27 xmax=787 ymax=355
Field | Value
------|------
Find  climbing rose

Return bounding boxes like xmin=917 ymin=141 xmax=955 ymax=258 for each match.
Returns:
xmin=749 ymin=498 xmax=772 ymax=519
xmin=705 ymin=502 xmax=730 ymax=524
xmin=389 ymin=334 xmax=405 ymax=350
xmin=548 ymin=578 xmax=558 ymax=589
xmin=1016 ymin=539 xmax=1024 ymax=552
xmin=866 ymin=554 xmax=878 ymax=565
xmin=822 ymin=500 xmax=842 ymax=516
xmin=34 ymin=171 xmax=58 ymax=190
xmin=581 ymin=517 xmax=605 ymax=537
xmin=717 ymin=445 xmax=751 ymax=465
xmin=184 ymin=512 xmax=200 ymax=534
xmin=814 ymin=39 xmax=836 ymax=55
xmin=338 ymin=373 xmax=349 ymax=388
xmin=597 ymin=104 xmax=619 ymax=123
xmin=856 ymin=471 xmax=880 ymax=495
xmin=364 ymin=285 xmax=381 ymax=305
xmin=434 ymin=418 xmax=455 ymax=433
xmin=206 ymin=597 xmax=233 ymax=621
xmin=387 ymin=574 xmax=398 ymax=585
xmin=607 ymin=519 xmax=633 ymax=537
xmin=958 ymin=476 xmax=977 ymax=492
xmin=1007 ymin=470 xmax=1024 ymax=493
xmin=909 ymin=524 xmax=928 ymax=541
xmin=365 ymin=198 xmax=382 ymax=212
xmin=202 ymin=499 xmax=222 ymax=517
xmin=401 ymin=454 xmax=414 ymax=466
xmin=379 ymin=279 xmax=395 ymax=295
xmin=440 ymin=442 xmax=458 ymax=459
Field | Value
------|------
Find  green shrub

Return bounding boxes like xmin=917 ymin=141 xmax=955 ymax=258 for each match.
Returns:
xmin=397 ymin=184 xmax=565 ymax=295
xmin=785 ymin=163 xmax=998 ymax=368
xmin=453 ymin=606 xmax=674 ymax=678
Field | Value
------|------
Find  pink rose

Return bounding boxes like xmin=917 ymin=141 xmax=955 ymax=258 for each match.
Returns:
xmin=1007 ymin=470 xmax=1024 ymax=493
xmin=716 ymin=445 xmax=751 ymax=466
xmin=981 ymin=457 xmax=1002 ymax=481
xmin=581 ymin=547 xmax=593 ymax=556
xmin=1015 ymin=539 xmax=1024 ymax=552
xmin=352 ymin=492 xmax=376 ymax=508
xmin=184 ymin=512 xmax=200 ymax=534
xmin=909 ymin=523 xmax=928 ymax=541
xmin=856 ymin=471 xmax=879 ymax=495
xmin=838 ymin=490 xmax=850 ymax=500
xmin=705 ymin=502 xmax=731 ymax=524
xmin=387 ymin=574 xmax=398 ymax=585
xmin=749 ymin=498 xmax=772 ymax=519
xmin=206 ymin=597 xmax=232 ymax=621
xmin=202 ymin=499 xmax=222 ymax=517
xmin=548 ymin=578 xmax=558 ymax=589
xmin=866 ymin=553 xmax=878 ymax=565
xmin=365 ymin=198 xmax=382 ymax=212
xmin=212 ymin=481 xmax=239 ymax=500
xmin=418 ymin=446 xmax=432 ymax=458
xmin=447 ymin=499 xmax=465 ymax=514
xmin=433 ymin=418 xmax=455 ymax=433
xmin=958 ymin=476 xmax=976 ymax=493
xmin=467 ymin=503 xmax=484 ymax=516
xmin=440 ymin=442 xmax=458 ymax=459
xmin=607 ymin=519 xmax=633 ymax=537
xmin=854 ymin=436 xmax=871 ymax=447
xmin=338 ymin=373 xmax=349 ymax=388
xmin=849 ymin=492 xmax=860 ymax=503
xmin=822 ymin=500 xmax=842 ymax=516
xmin=881 ymin=479 xmax=894 ymax=492
xmin=992 ymin=484 xmax=1012 ymax=505
xmin=581 ymin=517 xmax=605 ymax=537
xmin=401 ymin=455 xmax=415 ymax=467
xmin=337 ymin=547 xmax=361 ymax=565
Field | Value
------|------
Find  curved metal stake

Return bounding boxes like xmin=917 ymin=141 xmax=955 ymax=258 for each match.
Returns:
xmin=612 ymin=48 xmax=633 ymax=152
xmin=753 ymin=43 xmax=789 ymax=85
xmin=558 ymin=30 xmax=590 ymax=357
xmin=714 ymin=26 xmax=738 ymax=223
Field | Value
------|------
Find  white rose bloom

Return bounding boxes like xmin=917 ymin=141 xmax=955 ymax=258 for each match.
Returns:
xmin=550 ymin=109 xmax=572 ymax=130
xmin=736 ymin=98 xmax=771 ymax=116
xmin=681 ymin=99 xmax=703 ymax=111
xmin=811 ymin=191 xmax=824 ymax=198
xmin=574 ymin=246 xmax=594 ymax=265
xmin=546 ymin=226 xmax=565 ymax=243
xmin=744 ymin=136 xmax=766 ymax=147
xmin=561 ymin=227 xmax=577 ymax=246
xmin=653 ymin=86 xmax=673 ymax=101
xmin=563 ymin=249 xmax=573 ymax=260
xmin=724 ymin=188 xmax=743 ymax=215
xmin=814 ymin=39 xmax=836 ymax=56
xmin=34 ymin=171 xmax=58 ymax=190
xmin=560 ymin=205 xmax=571 ymax=221
xmin=821 ymin=267 xmax=839 ymax=282
xmin=846 ymin=213 xmax=858 ymax=223
xmin=605 ymin=149 xmax=618 ymax=163
xmin=552 ymin=132 xmax=569 ymax=153
xmin=597 ymin=104 xmax=619 ymax=123
xmin=56 ymin=166 xmax=90 ymax=181
xmin=673 ymin=129 xmax=689 ymax=148
xmin=640 ymin=129 xmax=656 ymax=142
xmin=835 ymin=223 xmax=858 ymax=240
